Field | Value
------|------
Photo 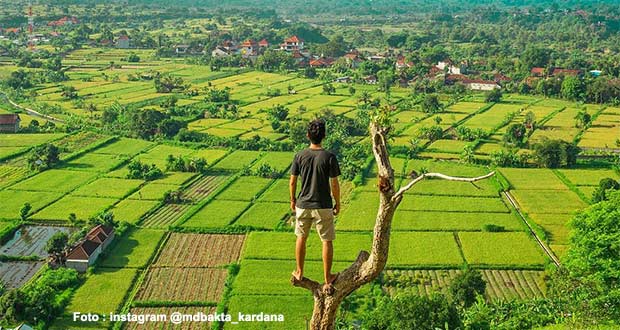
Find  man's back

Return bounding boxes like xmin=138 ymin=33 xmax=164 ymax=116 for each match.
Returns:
xmin=291 ymin=148 xmax=340 ymax=209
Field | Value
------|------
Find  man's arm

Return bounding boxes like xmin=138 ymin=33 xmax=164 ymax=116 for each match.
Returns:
xmin=330 ymin=177 xmax=340 ymax=215
xmin=289 ymin=175 xmax=298 ymax=211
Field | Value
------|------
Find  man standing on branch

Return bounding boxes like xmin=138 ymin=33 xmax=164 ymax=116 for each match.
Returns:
xmin=290 ymin=119 xmax=341 ymax=290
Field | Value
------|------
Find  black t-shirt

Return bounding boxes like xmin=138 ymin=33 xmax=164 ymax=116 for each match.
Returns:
xmin=291 ymin=148 xmax=341 ymax=209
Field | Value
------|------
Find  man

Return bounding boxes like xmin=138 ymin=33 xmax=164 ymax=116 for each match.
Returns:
xmin=290 ymin=119 xmax=341 ymax=289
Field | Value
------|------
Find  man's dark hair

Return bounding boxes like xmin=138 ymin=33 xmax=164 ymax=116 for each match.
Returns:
xmin=307 ymin=119 xmax=326 ymax=144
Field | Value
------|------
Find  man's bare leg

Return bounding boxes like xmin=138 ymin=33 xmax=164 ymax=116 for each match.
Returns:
xmin=293 ymin=235 xmax=307 ymax=281
xmin=322 ymin=240 xmax=337 ymax=285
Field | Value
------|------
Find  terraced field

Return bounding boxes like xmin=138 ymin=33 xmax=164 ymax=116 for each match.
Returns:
xmin=3 ymin=67 xmax=615 ymax=330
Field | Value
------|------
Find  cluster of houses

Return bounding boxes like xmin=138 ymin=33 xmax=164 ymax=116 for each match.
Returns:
xmin=65 ymin=224 xmax=115 ymax=272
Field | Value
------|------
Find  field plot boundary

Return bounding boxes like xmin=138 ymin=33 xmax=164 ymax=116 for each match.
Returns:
xmin=503 ymin=191 xmax=560 ymax=266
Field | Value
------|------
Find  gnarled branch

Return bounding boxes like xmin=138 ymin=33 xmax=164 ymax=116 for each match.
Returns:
xmin=393 ymin=171 xmax=496 ymax=202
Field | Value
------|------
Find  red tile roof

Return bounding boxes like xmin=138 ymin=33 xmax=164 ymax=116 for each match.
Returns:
xmin=241 ymin=39 xmax=257 ymax=47
xmin=258 ymin=39 xmax=269 ymax=46
xmin=285 ymin=35 xmax=303 ymax=43
xmin=552 ymin=68 xmax=581 ymax=76
xmin=531 ymin=67 xmax=545 ymax=75
xmin=0 ymin=114 xmax=20 ymax=125
xmin=66 ymin=239 xmax=100 ymax=261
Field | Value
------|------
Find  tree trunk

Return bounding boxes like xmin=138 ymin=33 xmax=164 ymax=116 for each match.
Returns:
xmin=291 ymin=120 xmax=495 ymax=330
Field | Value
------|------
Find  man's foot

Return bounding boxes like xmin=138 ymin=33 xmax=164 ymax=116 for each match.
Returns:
xmin=291 ymin=270 xmax=303 ymax=281
xmin=324 ymin=273 xmax=339 ymax=286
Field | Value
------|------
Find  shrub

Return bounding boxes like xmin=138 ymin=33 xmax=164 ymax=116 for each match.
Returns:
xmin=482 ymin=224 xmax=505 ymax=232
xmin=591 ymin=178 xmax=620 ymax=203
xmin=449 ymin=268 xmax=486 ymax=307
xmin=127 ymin=160 xmax=163 ymax=180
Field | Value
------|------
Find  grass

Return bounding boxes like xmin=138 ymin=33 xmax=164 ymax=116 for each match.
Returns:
xmin=109 ymin=199 xmax=159 ymax=224
xmin=233 ymin=259 xmax=351 ymax=295
xmin=210 ymin=150 xmax=262 ymax=171
xmin=9 ymin=169 xmax=96 ymax=192
xmin=251 ymin=151 xmax=294 ymax=172
xmin=0 ymin=190 xmax=63 ymax=219
xmin=227 ymin=295 xmax=313 ymax=330
xmin=128 ymin=183 xmax=179 ymax=200
xmin=189 ymin=148 xmax=228 ymax=164
xmin=140 ymin=144 xmax=195 ymax=159
xmin=399 ymin=195 xmax=510 ymax=213
xmin=242 ymin=231 xmax=372 ymax=262
xmin=388 ymin=232 xmax=464 ymax=266
xmin=72 ymin=177 xmax=143 ymax=198
xmin=152 ymin=172 xmax=196 ymax=185
xmin=411 ymin=179 xmax=499 ymax=197
xmin=500 ymin=168 xmax=569 ymax=190
xmin=511 ymin=189 xmax=586 ymax=214
xmin=100 ymin=229 xmax=165 ymax=268
xmin=259 ymin=179 xmax=293 ymax=202
xmin=31 ymin=196 xmax=118 ymax=221
xmin=458 ymin=232 xmax=547 ymax=267
xmin=0 ymin=133 xmax=64 ymax=147
xmin=92 ymin=138 xmax=152 ymax=155
xmin=63 ymin=153 xmax=127 ymax=172
xmin=557 ymin=169 xmax=619 ymax=186
xmin=181 ymin=199 xmax=250 ymax=228
xmin=215 ymin=176 xmax=274 ymax=201
xmin=65 ymin=268 xmax=138 ymax=315
xmin=234 ymin=202 xmax=291 ymax=229
xmin=390 ymin=211 xmax=523 ymax=232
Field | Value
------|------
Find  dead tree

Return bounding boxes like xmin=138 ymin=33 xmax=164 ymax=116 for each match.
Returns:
xmin=291 ymin=121 xmax=495 ymax=330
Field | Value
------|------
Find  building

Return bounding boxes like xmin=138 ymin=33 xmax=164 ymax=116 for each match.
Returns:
xmin=13 ymin=323 xmax=34 ymax=330
xmin=174 ymin=44 xmax=190 ymax=55
xmin=551 ymin=68 xmax=582 ymax=76
xmin=463 ymin=79 xmax=500 ymax=91
xmin=309 ymin=57 xmax=334 ymax=68
xmin=395 ymin=55 xmax=414 ymax=71
xmin=258 ymin=39 xmax=269 ymax=48
xmin=116 ymin=35 xmax=130 ymax=49
xmin=437 ymin=60 xmax=464 ymax=75
xmin=343 ymin=51 xmax=363 ymax=68
xmin=211 ymin=46 xmax=230 ymax=58
xmin=280 ymin=35 xmax=304 ymax=52
xmin=48 ymin=16 xmax=78 ymax=27
xmin=240 ymin=39 xmax=258 ymax=56
xmin=65 ymin=225 xmax=115 ymax=273
xmin=531 ymin=67 xmax=546 ymax=77
xmin=364 ymin=75 xmax=377 ymax=84
xmin=0 ymin=114 xmax=20 ymax=133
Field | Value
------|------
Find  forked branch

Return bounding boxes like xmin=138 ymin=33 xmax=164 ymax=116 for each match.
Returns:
xmin=393 ymin=171 xmax=496 ymax=202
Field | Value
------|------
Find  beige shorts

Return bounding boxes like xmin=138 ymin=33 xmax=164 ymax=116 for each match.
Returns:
xmin=295 ymin=207 xmax=335 ymax=241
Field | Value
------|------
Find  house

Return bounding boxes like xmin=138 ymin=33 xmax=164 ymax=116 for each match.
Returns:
xmin=280 ymin=35 xmax=304 ymax=52
xmin=258 ymin=39 xmax=269 ymax=48
xmin=436 ymin=60 xmax=463 ymax=75
xmin=116 ymin=35 xmax=130 ymax=49
xmin=335 ymin=76 xmax=352 ymax=83
xmin=0 ymin=27 xmax=21 ymax=36
xmin=211 ymin=46 xmax=230 ymax=57
xmin=364 ymin=75 xmax=377 ymax=84
xmin=463 ymin=79 xmax=500 ymax=91
xmin=65 ymin=225 xmax=115 ymax=273
xmin=0 ymin=114 xmax=20 ymax=133
xmin=47 ymin=16 xmax=78 ymax=27
xmin=291 ymin=50 xmax=309 ymax=67
xmin=531 ymin=67 xmax=546 ymax=77
xmin=551 ymin=68 xmax=582 ymax=77
xmin=174 ymin=44 xmax=190 ymax=55
xmin=309 ymin=57 xmax=334 ymax=68
xmin=368 ymin=55 xmax=385 ymax=62
xmin=240 ymin=39 xmax=258 ymax=56
xmin=12 ymin=323 xmax=34 ymax=330
xmin=221 ymin=40 xmax=237 ymax=52
xmin=343 ymin=51 xmax=363 ymax=68
xmin=494 ymin=73 xmax=512 ymax=84
xmin=395 ymin=55 xmax=414 ymax=70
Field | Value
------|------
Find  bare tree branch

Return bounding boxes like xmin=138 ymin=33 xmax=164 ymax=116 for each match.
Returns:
xmin=393 ymin=171 xmax=496 ymax=202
